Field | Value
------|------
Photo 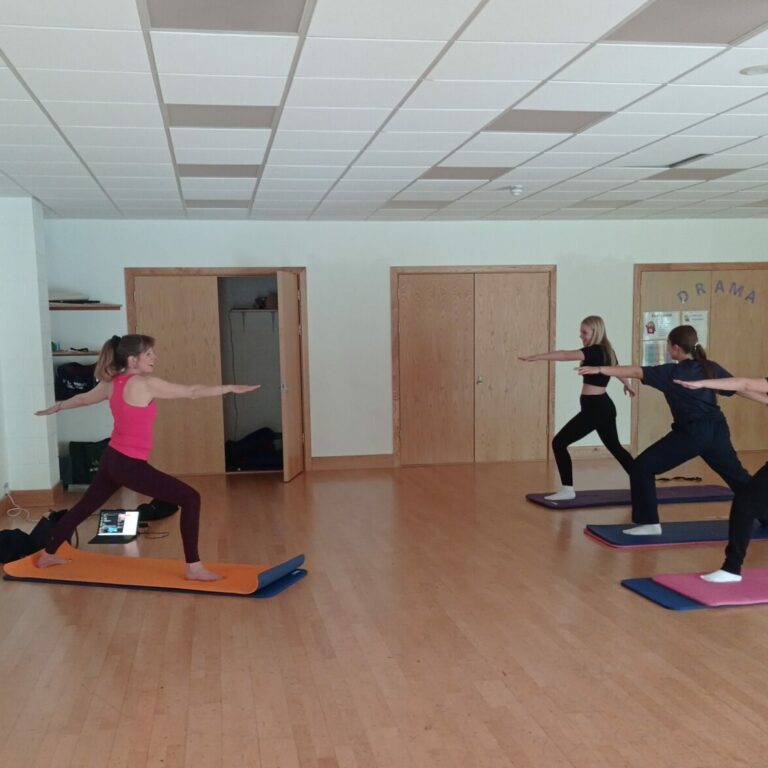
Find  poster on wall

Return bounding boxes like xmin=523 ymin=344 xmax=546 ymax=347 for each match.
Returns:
xmin=642 ymin=310 xmax=680 ymax=365
xmin=682 ymin=310 xmax=709 ymax=350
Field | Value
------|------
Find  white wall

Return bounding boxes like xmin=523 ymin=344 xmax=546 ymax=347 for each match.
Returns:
xmin=43 ymin=217 xmax=768 ymax=459
xmin=0 ymin=198 xmax=57 ymax=490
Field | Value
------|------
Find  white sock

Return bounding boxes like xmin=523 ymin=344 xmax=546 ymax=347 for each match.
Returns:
xmin=545 ymin=486 xmax=575 ymax=501
xmin=622 ymin=524 xmax=662 ymax=536
xmin=700 ymin=569 xmax=742 ymax=583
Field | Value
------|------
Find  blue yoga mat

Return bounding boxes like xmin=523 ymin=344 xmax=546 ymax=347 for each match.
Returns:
xmin=621 ymin=578 xmax=705 ymax=610
xmin=585 ymin=520 xmax=768 ymax=549
xmin=526 ymin=484 xmax=733 ymax=509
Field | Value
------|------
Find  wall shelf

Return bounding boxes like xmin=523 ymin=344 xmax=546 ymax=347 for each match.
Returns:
xmin=53 ymin=350 xmax=99 ymax=357
xmin=49 ymin=302 xmax=122 ymax=311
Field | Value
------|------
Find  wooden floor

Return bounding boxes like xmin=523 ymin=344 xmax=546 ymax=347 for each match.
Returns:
xmin=3 ymin=454 xmax=768 ymax=768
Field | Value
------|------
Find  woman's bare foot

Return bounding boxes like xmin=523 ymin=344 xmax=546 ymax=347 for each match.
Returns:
xmin=185 ymin=561 xmax=223 ymax=581
xmin=36 ymin=552 xmax=71 ymax=568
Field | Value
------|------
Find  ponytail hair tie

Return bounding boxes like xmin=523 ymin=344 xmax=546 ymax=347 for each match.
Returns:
xmin=110 ymin=335 xmax=121 ymax=348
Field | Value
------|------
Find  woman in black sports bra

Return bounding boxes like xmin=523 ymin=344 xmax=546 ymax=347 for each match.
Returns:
xmin=520 ymin=315 xmax=635 ymax=501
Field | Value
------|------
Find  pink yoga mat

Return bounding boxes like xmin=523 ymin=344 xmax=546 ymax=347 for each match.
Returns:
xmin=653 ymin=569 xmax=768 ymax=607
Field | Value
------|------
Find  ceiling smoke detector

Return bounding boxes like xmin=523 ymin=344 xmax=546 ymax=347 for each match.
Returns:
xmin=740 ymin=64 xmax=768 ymax=76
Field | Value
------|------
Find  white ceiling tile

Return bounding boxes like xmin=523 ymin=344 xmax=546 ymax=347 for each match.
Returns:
xmin=369 ymin=132 xmax=471 ymax=151
xmin=256 ymin=190 xmax=325 ymax=201
xmin=296 ymin=38 xmax=442 ymax=79
xmin=344 ymin=165 xmax=428 ymax=179
xmin=182 ymin=186 xmax=253 ymax=200
xmin=285 ymin=78 xmax=414 ymax=109
xmin=386 ymin=109 xmax=501 ymax=132
xmin=585 ymin=112 xmax=709 ymax=134
xmin=524 ymin=152 xmax=618 ymax=166
xmin=170 ymin=127 xmax=271 ymax=149
xmin=461 ymin=132 xmax=571 ymax=152
xmin=625 ymin=85 xmax=768 ymax=114
xmin=159 ymin=74 xmax=286 ymax=106
xmin=0 ymin=1 xmax=141 ymax=29
xmin=462 ymin=0 xmax=648 ymax=42
xmin=618 ymin=135 xmax=747 ymax=167
xmin=174 ymin=147 xmax=266 ymax=164
xmin=43 ymin=101 xmax=163 ymax=128
xmin=0 ymin=158 xmax=86 ymax=173
xmin=187 ymin=209 xmax=248 ymax=218
xmin=334 ymin=179 xmax=411 ymax=191
xmin=272 ymin=130 xmax=373 ymax=151
xmin=268 ymin=149 xmax=359 ymax=165
xmin=517 ymin=81 xmax=658 ymax=112
xmin=405 ymin=80 xmax=537 ymax=110
xmin=0 ymin=104 xmax=54 ymax=128
xmin=394 ymin=190 xmax=465 ymax=201
xmin=151 ymin=32 xmax=297 ymax=77
xmin=308 ymin=0 xmax=480 ymax=40
xmin=441 ymin=150 xmax=537 ymax=166
xmin=431 ymin=42 xmax=587 ymax=80
xmin=683 ymin=153 xmax=768 ymax=169
xmin=0 ymin=145 xmax=79 ymax=162
xmin=577 ymin=166 xmax=668 ymax=180
xmin=279 ymin=107 xmax=390 ymax=131
xmin=79 ymin=146 xmax=172 ymax=163
xmin=0 ymin=27 xmax=150 ymax=72
xmin=261 ymin=164 xmax=346 ymax=179
xmin=0 ymin=68 xmax=31 ymax=99
xmin=554 ymin=44 xmax=722 ymax=84
xmin=556 ymin=133 xmax=661 ymax=152
xmin=719 ymin=135 xmax=768 ymax=153
xmin=356 ymin=149 xmax=448 ymax=165
xmin=680 ymin=113 xmax=768 ymax=136
xmin=408 ymin=179 xmax=487 ymax=191
xmin=20 ymin=69 xmax=156 ymax=102
xmin=678 ymin=48 xmax=768 ymax=86
xmin=0 ymin=125 xmax=64 ymax=146
xmin=258 ymin=179 xmax=335 ymax=191
xmin=370 ymin=210 xmax=433 ymax=219
xmin=323 ymin=191 xmax=391 ymax=201
xmin=101 ymin=177 xmax=179 ymax=190
xmin=90 ymin=163 xmax=175 ymax=178
xmin=64 ymin=126 xmax=169 ymax=147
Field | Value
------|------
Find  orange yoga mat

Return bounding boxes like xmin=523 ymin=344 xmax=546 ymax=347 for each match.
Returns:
xmin=2 ymin=543 xmax=306 ymax=598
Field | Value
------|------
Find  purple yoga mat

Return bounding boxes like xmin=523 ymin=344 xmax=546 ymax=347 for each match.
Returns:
xmin=526 ymin=484 xmax=733 ymax=509
xmin=653 ymin=569 xmax=768 ymax=607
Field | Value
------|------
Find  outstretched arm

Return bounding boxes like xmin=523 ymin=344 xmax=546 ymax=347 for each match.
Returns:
xmin=674 ymin=376 xmax=768 ymax=394
xmin=519 ymin=349 xmax=584 ymax=363
xmin=145 ymin=377 xmax=259 ymax=400
xmin=578 ymin=365 xmax=644 ymax=380
xmin=35 ymin=381 xmax=110 ymax=415
xmin=618 ymin=376 xmax=637 ymax=397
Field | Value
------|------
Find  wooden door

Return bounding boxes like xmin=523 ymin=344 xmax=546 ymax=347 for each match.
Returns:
xmin=636 ymin=270 xmax=711 ymax=452
xmin=276 ymin=271 xmax=305 ymax=481
xmin=398 ymin=273 xmax=475 ymax=465
xmin=133 ymin=276 xmax=225 ymax=474
xmin=475 ymin=272 xmax=550 ymax=462
xmin=709 ymin=269 xmax=768 ymax=450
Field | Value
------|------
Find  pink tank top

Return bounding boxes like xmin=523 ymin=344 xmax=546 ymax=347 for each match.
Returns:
xmin=109 ymin=374 xmax=157 ymax=460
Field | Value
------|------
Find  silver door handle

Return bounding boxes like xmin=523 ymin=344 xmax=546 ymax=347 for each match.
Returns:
xmin=476 ymin=376 xmax=483 ymax=384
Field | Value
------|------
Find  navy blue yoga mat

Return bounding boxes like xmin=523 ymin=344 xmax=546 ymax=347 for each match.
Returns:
xmin=621 ymin=578 xmax=705 ymax=610
xmin=526 ymin=484 xmax=733 ymax=509
xmin=585 ymin=520 xmax=768 ymax=549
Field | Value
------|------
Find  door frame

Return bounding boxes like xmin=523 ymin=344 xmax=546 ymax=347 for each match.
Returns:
xmin=390 ymin=265 xmax=557 ymax=467
xmin=125 ymin=267 xmax=312 ymax=472
xmin=632 ymin=261 xmax=768 ymax=454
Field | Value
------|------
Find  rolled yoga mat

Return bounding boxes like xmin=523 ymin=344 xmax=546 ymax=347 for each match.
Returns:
xmin=526 ymin=484 xmax=734 ymax=509
xmin=623 ymin=568 xmax=768 ymax=610
xmin=2 ymin=543 xmax=306 ymax=598
xmin=584 ymin=520 xmax=768 ymax=549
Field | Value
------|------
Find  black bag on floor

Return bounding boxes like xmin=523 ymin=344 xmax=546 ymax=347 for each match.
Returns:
xmin=0 ymin=515 xmax=59 ymax=564
xmin=55 ymin=362 xmax=97 ymax=401
xmin=137 ymin=499 xmax=179 ymax=522
xmin=69 ymin=438 xmax=110 ymax=484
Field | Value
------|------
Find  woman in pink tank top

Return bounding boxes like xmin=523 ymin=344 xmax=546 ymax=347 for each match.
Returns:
xmin=35 ymin=334 xmax=259 ymax=581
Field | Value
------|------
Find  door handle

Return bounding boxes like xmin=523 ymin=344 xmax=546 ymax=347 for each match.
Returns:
xmin=476 ymin=376 xmax=483 ymax=385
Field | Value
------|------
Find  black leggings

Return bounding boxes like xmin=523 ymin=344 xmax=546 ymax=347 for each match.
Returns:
xmin=45 ymin=446 xmax=202 ymax=563
xmin=630 ymin=417 xmax=751 ymax=525
xmin=552 ymin=394 xmax=633 ymax=486
xmin=722 ymin=462 xmax=768 ymax=575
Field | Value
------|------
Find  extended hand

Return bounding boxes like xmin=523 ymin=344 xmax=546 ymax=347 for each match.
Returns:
xmin=576 ymin=366 xmax=597 ymax=376
xmin=518 ymin=355 xmax=534 ymax=362
xmin=673 ymin=379 xmax=702 ymax=390
xmin=623 ymin=384 xmax=636 ymax=398
xmin=34 ymin=404 xmax=61 ymax=416
xmin=230 ymin=384 xmax=260 ymax=395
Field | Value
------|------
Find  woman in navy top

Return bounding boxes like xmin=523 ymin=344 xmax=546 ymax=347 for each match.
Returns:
xmin=520 ymin=315 xmax=634 ymax=501
xmin=578 ymin=325 xmax=756 ymax=534
xmin=675 ymin=375 xmax=768 ymax=582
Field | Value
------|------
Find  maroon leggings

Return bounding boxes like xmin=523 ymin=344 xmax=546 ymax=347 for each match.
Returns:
xmin=46 ymin=446 xmax=201 ymax=563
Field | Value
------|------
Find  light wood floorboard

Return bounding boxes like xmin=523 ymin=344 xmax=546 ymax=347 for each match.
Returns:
xmin=2 ymin=454 xmax=768 ymax=767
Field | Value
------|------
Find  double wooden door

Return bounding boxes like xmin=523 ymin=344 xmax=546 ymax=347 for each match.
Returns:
xmin=130 ymin=271 xmax=305 ymax=481
xmin=396 ymin=269 xmax=553 ymax=465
